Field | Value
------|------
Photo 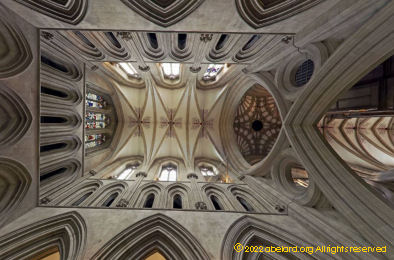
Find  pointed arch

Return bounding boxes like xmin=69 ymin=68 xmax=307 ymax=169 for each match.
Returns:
xmin=0 ymin=158 xmax=31 ymax=227
xmin=92 ymin=214 xmax=209 ymax=260
xmin=221 ymin=216 xmax=323 ymax=260
xmin=0 ymin=211 xmax=86 ymax=260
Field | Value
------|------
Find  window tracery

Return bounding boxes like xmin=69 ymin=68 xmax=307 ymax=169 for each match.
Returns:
xmin=203 ymin=64 xmax=224 ymax=81
xmin=161 ymin=63 xmax=180 ymax=79
xmin=118 ymin=62 xmax=140 ymax=78
xmin=84 ymin=85 xmax=117 ymax=154
xmin=159 ymin=163 xmax=177 ymax=181
xmin=117 ymin=163 xmax=140 ymax=180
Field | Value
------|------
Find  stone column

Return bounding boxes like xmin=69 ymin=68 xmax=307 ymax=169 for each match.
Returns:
xmin=187 ymin=173 xmax=207 ymax=210
xmin=121 ymin=171 xmax=147 ymax=208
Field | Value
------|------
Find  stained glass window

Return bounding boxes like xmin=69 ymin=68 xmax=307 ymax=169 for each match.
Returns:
xmin=85 ymin=134 xmax=106 ymax=149
xmin=203 ymin=64 xmax=224 ymax=81
xmin=86 ymin=92 xmax=107 ymax=108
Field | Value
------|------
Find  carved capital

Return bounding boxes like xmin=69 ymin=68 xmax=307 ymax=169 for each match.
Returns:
xmin=275 ymin=204 xmax=286 ymax=213
xmin=138 ymin=65 xmax=150 ymax=72
xmin=117 ymin=32 xmax=133 ymax=41
xmin=40 ymin=197 xmax=51 ymax=205
xmin=41 ymin=31 xmax=54 ymax=41
xmin=189 ymin=66 xmax=201 ymax=73
xmin=187 ymin=173 xmax=198 ymax=179
xmin=116 ymin=199 xmax=129 ymax=208
xmin=195 ymin=201 xmax=207 ymax=210
xmin=200 ymin=33 xmax=213 ymax=42
xmin=136 ymin=171 xmax=147 ymax=178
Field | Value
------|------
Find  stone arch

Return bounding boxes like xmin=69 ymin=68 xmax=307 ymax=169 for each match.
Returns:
xmin=0 ymin=158 xmax=31 ymax=227
xmin=202 ymin=184 xmax=235 ymax=211
xmin=51 ymin=180 xmax=102 ymax=206
xmin=92 ymin=214 xmax=209 ymax=260
xmin=87 ymin=181 xmax=128 ymax=207
xmin=283 ymin=3 xmax=394 ymax=246
xmin=0 ymin=84 xmax=32 ymax=147
xmin=221 ymin=216 xmax=324 ymax=260
xmin=227 ymin=185 xmax=271 ymax=212
xmin=132 ymin=182 xmax=163 ymax=208
xmin=164 ymin=183 xmax=191 ymax=209
xmin=40 ymin=158 xmax=81 ymax=197
xmin=0 ymin=211 xmax=86 ymax=259
xmin=15 ymin=0 xmax=88 ymax=25
xmin=0 ymin=7 xmax=32 ymax=78
xmin=270 ymin=148 xmax=329 ymax=208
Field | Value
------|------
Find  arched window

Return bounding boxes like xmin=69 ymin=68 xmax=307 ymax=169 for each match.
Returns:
xmin=294 ymin=59 xmax=314 ymax=87
xmin=159 ymin=164 xmax=177 ymax=181
xmin=147 ymin=33 xmax=159 ymax=49
xmin=144 ymin=193 xmax=155 ymax=208
xmin=161 ymin=63 xmax=180 ymax=80
xmin=118 ymin=62 xmax=140 ymax=78
xmin=200 ymin=166 xmax=216 ymax=176
xmin=85 ymin=86 xmax=117 ymax=154
xmin=173 ymin=194 xmax=182 ymax=209
xmin=242 ymin=34 xmax=261 ymax=51
xmin=178 ymin=33 xmax=187 ymax=50
xmin=216 ymin=34 xmax=229 ymax=50
xmin=210 ymin=195 xmax=223 ymax=210
xmin=203 ymin=64 xmax=224 ymax=81
xmin=117 ymin=163 xmax=140 ymax=180
xmin=72 ymin=192 xmax=92 ymax=206
xmin=237 ymin=196 xmax=254 ymax=212
xmin=102 ymin=193 xmax=118 ymax=207
xmin=291 ymin=167 xmax=309 ymax=188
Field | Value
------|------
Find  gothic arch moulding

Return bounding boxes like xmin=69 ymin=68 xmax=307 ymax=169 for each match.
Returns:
xmin=0 ymin=211 xmax=86 ymax=259
xmin=221 ymin=216 xmax=328 ymax=259
xmin=15 ymin=0 xmax=88 ymax=25
xmin=121 ymin=0 xmax=205 ymax=27
xmin=0 ymin=85 xmax=32 ymax=147
xmin=0 ymin=158 xmax=31 ymax=227
xmin=0 ymin=7 xmax=32 ymax=78
xmin=92 ymin=214 xmax=210 ymax=260
xmin=235 ymin=0 xmax=323 ymax=28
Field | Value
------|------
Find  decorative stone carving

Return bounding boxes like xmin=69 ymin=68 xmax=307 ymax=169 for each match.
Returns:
xmin=90 ymin=65 xmax=99 ymax=71
xmin=189 ymin=66 xmax=201 ymax=73
xmin=41 ymin=31 xmax=54 ymax=41
xmin=195 ymin=201 xmax=207 ymax=210
xmin=200 ymin=33 xmax=213 ymax=42
xmin=121 ymin=0 xmax=205 ymax=27
xmin=275 ymin=204 xmax=286 ymax=213
xmin=235 ymin=0 xmax=323 ymax=28
xmin=0 ymin=9 xmax=32 ymax=78
xmin=40 ymin=197 xmax=51 ymax=205
xmin=138 ymin=65 xmax=150 ymax=72
xmin=116 ymin=199 xmax=129 ymax=208
xmin=117 ymin=32 xmax=133 ymax=41
xmin=89 ymin=170 xmax=97 ymax=176
xmin=15 ymin=0 xmax=88 ymax=25
xmin=136 ymin=171 xmax=147 ymax=178
xmin=187 ymin=173 xmax=198 ymax=180
xmin=0 ymin=85 xmax=32 ymax=146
